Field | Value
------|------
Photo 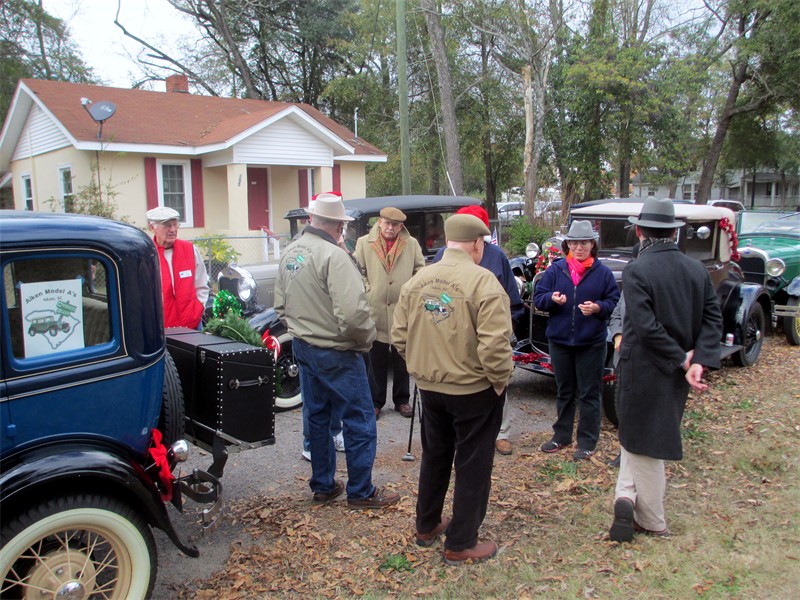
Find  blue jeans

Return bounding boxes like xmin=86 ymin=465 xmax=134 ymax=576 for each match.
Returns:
xmin=301 ymin=391 xmax=342 ymax=452
xmin=293 ymin=338 xmax=377 ymax=500
xmin=549 ymin=340 xmax=606 ymax=451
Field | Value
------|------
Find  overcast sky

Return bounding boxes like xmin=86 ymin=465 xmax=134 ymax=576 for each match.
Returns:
xmin=43 ymin=0 xmax=199 ymax=90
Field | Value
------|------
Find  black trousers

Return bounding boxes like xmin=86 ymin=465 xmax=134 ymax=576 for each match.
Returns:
xmin=368 ymin=341 xmax=410 ymax=410
xmin=416 ymin=386 xmax=505 ymax=552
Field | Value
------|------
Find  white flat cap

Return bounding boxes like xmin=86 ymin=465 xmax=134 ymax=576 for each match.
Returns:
xmin=146 ymin=206 xmax=181 ymax=222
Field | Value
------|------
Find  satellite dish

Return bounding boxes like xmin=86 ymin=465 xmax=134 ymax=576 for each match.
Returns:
xmin=87 ymin=101 xmax=116 ymax=123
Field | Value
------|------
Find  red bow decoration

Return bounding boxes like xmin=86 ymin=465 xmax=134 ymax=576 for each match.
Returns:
xmin=148 ymin=429 xmax=175 ymax=501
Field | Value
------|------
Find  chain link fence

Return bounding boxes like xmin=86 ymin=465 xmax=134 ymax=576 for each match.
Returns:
xmin=190 ymin=232 xmax=291 ymax=293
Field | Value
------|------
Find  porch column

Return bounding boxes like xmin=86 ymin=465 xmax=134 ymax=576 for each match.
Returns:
xmin=318 ymin=167 xmax=334 ymax=194
xmin=227 ymin=164 xmax=249 ymax=232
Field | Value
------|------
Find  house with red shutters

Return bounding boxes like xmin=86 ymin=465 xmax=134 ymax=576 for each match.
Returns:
xmin=0 ymin=76 xmax=386 ymax=237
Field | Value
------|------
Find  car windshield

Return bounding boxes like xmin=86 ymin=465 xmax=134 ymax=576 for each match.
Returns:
xmin=739 ymin=210 xmax=796 ymax=234
xmin=752 ymin=218 xmax=800 ymax=236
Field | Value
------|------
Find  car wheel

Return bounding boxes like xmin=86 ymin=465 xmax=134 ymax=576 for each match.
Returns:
xmin=27 ymin=327 xmax=34 ymax=336
xmin=782 ymin=297 xmax=800 ymax=346
xmin=49 ymin=326 xmax=58 ymax=336
xmin=62 ymin=323 xmax=71 ymax=333
xmin=0 ymin=494 xmax=156 ymax=600
xmin=159 ymin=351 xmax=186 ymax=446
xmin=732 ymin=302 xmax=765 ymax=367
xmin=274 ymin=333 xmax=302 ymax=412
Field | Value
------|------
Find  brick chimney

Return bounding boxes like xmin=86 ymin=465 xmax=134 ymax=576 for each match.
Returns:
xmin=165 ymin=74 xmax=189 ymax=94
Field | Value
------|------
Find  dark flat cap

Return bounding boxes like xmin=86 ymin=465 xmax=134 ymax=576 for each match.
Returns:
xmin=445 ymin=214 xmax=491 ymax=241
xmin=380 ymin=207 xmax=406 ymax=222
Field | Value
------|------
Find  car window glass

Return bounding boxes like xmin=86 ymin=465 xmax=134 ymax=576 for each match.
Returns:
xmin=424 ymin=213 xmax=447 ymax=251
xmin=4 ymin=257 xmax=112 ymax=360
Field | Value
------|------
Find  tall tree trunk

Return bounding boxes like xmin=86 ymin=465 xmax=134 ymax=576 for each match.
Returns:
xmin=421 ymin=0 xmax=463 ymax=195
xmin=696 ymin=60 xmax=748 ymax=204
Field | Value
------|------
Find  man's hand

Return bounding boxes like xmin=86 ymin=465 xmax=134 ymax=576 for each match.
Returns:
xmin=685 ymin=363 xmax=707 ymax=392
xmin=579 ymin=301 xmax=599 ymax=315
xmin=551 ymin=291 xmax=567 ymax=305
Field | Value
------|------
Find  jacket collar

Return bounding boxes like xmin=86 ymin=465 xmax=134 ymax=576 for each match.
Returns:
xmin=366 ymin=221 xmax=411 ymax=243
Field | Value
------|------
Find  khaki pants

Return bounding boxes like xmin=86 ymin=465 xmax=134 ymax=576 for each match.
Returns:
xmin=614 ymin=447 xmax=668 ymax=532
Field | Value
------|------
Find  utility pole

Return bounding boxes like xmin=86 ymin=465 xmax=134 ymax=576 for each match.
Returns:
xmin=396 ymin=0 xmax=411 ymax=193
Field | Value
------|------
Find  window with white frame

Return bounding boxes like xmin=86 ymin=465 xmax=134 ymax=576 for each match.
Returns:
xmin=682 ymin=184 xmax=694 ymax=201
xmin=21 ymin=175 xmax=33 ymax=210
xmin=647 ymin=185 xmax=658 ymax=197
xmin=156 ymin=159 xmax=193 ymax=226
xmin=59 ymin=166 xmax=74 ymax=212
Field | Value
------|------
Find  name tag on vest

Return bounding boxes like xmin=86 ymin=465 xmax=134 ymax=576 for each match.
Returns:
xmin=179 ymin=270 xmax=192 ymax=279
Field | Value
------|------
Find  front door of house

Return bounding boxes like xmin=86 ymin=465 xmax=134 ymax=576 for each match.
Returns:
xmin=247 ymin=167 xmax=269 ymax=230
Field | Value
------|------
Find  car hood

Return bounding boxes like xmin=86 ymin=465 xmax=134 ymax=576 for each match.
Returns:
xmin=739 ymin=235 xmax=800 ymax=262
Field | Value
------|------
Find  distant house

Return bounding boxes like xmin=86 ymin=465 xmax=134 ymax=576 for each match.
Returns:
xmin=632 ymin=169 xmax=799 ymax=209
xmin=0 ymin=76 xmax=386 ymax=236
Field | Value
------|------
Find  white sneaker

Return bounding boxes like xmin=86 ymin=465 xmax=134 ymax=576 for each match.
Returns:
xmin=333 ymin=432 xmax=345 ymax=453
xmin=301 ymin=449 xmax=311 ymax=462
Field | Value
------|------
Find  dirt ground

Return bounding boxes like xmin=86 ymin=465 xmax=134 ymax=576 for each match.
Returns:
xmin=152 ymin=365 xmax=560 ymax=597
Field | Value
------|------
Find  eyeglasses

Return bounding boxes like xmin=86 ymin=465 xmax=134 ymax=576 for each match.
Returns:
xmin=380 ymin=219 xmax=402 ymax=229
xmin=567 ymin=240 xmax=592 ymax=247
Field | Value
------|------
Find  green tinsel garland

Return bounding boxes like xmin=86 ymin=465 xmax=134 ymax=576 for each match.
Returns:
xmin=212 ymin=290 xmax=243 ymax=319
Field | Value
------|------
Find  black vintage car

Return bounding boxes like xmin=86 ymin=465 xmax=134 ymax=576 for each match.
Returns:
xmin=512 ymin=201 xmax=773 ymax=424
xmin=285 ymin=194 xmax=482 ymax=261
xmin=0 ymin=211 xmax=275 ymax=598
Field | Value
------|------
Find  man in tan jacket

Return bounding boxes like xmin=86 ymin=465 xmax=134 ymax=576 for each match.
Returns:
xmin=354 ymin=207 xmax=425 ymax=419
xmin=392 ymin=214 xmax=514 ymax=565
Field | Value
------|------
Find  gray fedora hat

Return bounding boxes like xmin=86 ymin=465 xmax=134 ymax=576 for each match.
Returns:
xmin=628 ymin=197 xmax=685 ymax=229
xmin=563 ymin=220 xmax=599 ymax=241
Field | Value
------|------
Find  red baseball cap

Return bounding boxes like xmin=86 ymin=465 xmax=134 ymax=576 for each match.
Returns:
xmin=456 ymin=205 xmax=490 ymax=228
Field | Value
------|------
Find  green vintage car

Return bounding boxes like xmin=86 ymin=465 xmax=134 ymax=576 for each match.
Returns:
xmin=738 ymin=212 xmax=800 ymax=345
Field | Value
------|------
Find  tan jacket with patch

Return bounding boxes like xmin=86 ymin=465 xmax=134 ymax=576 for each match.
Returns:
xmin=274 ymin=227 xmax=375 ymax=352
xmin=391 ymin=248 xmax=513 ymax=396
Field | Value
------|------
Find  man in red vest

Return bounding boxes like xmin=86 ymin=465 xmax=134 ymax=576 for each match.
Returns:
xmin=147 ymin=206 xmax=209 ymax=330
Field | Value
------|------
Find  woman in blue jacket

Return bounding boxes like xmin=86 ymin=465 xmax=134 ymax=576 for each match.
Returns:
xmin=533 ymin=220 xmax=620 ymax=460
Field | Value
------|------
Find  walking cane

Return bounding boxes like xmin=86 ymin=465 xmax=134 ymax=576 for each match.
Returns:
xmin=402 ymin=384 xmax=419 ymax=461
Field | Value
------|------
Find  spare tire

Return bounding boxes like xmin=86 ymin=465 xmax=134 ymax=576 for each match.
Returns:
xmin=158 ymin=351 xmax=185 ymax=446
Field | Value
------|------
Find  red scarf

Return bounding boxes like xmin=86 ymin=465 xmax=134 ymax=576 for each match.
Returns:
xmin=566 ymin=253 xmax=594 ymax=286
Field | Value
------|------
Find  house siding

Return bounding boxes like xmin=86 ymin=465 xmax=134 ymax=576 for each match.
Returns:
xmin=233 ymin=119 xmax=332 ymax=167
xmin=12 ymin=105 xmax=70 ymax=161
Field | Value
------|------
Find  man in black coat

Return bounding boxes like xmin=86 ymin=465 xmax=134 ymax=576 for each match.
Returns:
xmin=609 ymin=197 xmax=722 ymax=542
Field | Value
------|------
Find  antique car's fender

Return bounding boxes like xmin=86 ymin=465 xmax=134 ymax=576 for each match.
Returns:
xmin=0 ymin=441 xmax=200 ymax=557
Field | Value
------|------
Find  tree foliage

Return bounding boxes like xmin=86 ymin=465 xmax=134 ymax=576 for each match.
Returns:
xmin=0 ymin=0 xmax=95 ymax=122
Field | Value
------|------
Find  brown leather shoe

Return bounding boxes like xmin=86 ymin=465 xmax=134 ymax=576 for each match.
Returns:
xmin=347 ymin=486 xmax=400 ymax=509
xmin=443 ymin=540 xmax=498 ymax=565
xmin=495 ymin=439 xmax=512 ymax=455
xmin=415 ymin=517 xmax=451 ymax=547
xmin=312 ymin=479 xmax=344 ymax=503
xmin=397 ymin=403 xmax=413 ymax=418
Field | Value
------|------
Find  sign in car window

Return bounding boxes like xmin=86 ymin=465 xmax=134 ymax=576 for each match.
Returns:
xmin=20 ymin=279 xmax=85 ymax=357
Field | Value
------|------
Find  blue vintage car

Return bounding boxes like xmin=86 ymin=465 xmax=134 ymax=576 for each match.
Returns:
xmin=0 ymin=211 xmax=224 ymax=598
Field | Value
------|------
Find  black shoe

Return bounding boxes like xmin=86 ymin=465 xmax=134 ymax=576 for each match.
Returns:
xmin=609 ymin=498 xmax=634 ymax=542
xmin=540 ymin=439 xmax=569 ymax=453
xmin=572 ymin=448 xmax=594 ymax=461
xmin=608 ymin=453 xmax=621 ymax=468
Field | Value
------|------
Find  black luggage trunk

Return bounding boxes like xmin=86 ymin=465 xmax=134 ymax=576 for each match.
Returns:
xmin=166 ymin=328 xmax=275 ymax=451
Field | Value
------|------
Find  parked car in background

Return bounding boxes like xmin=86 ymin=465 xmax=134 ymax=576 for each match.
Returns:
xmin=513 ymin=200 xmax=772 ymax=425
xmin=497 ymin=201 xmax=525 ymax=221
xmin=533 ymin=199 xmax=563 ymax=218
xmin=738 ymin=212 xmax=800 ymax=345
xmin=708 ymin=199 xmax=745 ymax=214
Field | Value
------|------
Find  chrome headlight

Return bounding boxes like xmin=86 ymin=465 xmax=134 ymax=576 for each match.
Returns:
xmin=766 ymin=258 xmax=786 ymax=277
xmin=218 ymin=264 xmax=258 ymax=303
xmin=525 ymin=242 xmax=540 ymax=259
